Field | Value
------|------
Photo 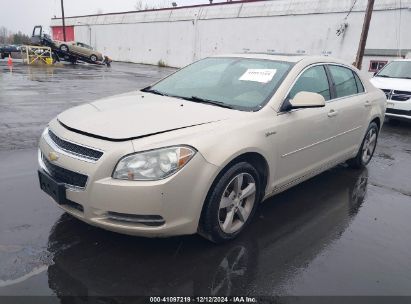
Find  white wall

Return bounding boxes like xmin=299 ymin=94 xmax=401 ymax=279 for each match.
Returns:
xmin=51 ymin=0 xmax=411 ymax=68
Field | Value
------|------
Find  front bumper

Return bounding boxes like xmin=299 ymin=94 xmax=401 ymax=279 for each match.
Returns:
xmin=38 ymin=122 xmax=219 ymax=237
xmin=386 ymin=100 xmax=411 ymax=119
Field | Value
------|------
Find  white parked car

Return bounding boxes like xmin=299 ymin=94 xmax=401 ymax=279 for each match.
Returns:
xmin=38 ymin=54 xmax=386 ymax=242
xmin=370 ymin=59 xmax=411 ymax=120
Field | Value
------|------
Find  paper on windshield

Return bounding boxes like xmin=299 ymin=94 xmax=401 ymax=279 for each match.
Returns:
xmin=239 ymin=69 xmax=277 ymax=83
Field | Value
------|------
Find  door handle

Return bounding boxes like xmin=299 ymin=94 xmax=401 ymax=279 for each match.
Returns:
xmin=364 ymin=100 xmax=372 ymax=107
xmin=328 ymin=109 xmax=338 ymax=117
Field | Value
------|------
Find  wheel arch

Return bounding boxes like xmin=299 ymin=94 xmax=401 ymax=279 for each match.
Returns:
xmin=203 ymin=151 xmax=270 ymax=208
xmin=198 ymin=151 xmax=270 ymax=238
xmin=370 ymin=116 xmax=381 ymax=130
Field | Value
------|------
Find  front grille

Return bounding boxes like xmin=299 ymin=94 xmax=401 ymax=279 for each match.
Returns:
xmin=382 ymin=89 xmax=411 ymax=102
xmin=42 ymin=155 xmax=88 ymax=188
xmin=382 ymin=89 xmax=391 ymax=99
xmin=48 ymin=129 xmax=103 ymax=161
xmin=386 ymin=108 xmax=411 ymax=116
xmin=391 ymin=90 xmax=411 ymax=102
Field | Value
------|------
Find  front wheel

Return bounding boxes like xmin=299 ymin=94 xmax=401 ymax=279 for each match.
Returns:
xmin=347 ymin=122 xmax=379 ymax=169
xmin=199 ymin=162 xmax=262 ymax=243
xmin=90 ymin=55 xmax=98 ymax=62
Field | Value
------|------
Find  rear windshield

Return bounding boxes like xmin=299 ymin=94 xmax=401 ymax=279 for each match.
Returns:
xmin=149 ymin=57 xmax=292 ymax=111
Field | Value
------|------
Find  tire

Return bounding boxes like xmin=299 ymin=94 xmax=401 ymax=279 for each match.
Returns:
xmin=90 ymin=55 xmax=98 ymax=62
xmin=199 ymin=162 xmax=262 ymax=243
xmin=347 ymin=122 xmax=379 ymax=169
xmin=59 ymin=44 xmax=69 ymax=52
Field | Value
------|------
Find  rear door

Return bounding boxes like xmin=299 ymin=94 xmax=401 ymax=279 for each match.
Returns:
xmin=325 ymin=65 xmax=369 ymax=158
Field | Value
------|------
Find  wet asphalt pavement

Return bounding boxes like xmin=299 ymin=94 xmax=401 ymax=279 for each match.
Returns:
xmin=0 ymin=60 xmax=410 ymax=299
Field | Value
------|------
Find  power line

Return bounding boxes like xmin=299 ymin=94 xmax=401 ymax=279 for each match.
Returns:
xmin=344 ymin=0 xmax=358 ymax=20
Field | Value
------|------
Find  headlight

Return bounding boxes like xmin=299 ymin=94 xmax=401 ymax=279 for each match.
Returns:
xmin=112 ymin=146 xmax=196 ymax=181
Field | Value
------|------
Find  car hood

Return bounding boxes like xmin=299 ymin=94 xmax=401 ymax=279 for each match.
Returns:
xmin=57 ymin=91 xmax=241 ymax=141
xmin=370 ymin=77 xmax=411 ymax=91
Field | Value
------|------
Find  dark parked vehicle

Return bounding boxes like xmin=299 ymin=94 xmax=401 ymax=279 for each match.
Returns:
xmin=0 ymin=44 xmax=20 ymax=59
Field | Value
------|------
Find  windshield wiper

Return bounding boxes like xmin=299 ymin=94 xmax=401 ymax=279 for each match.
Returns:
xmin=376 ymin=74 xmax=390 ymax=78
xmin=141 ymin=87 xmax=167 ymax=96
xmin=141 ymin=89 xmax=234 ymax=109
xmin=182 ymin=96 xmax=234 ymax=109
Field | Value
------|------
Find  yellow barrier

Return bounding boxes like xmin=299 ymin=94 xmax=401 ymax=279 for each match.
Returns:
xmin=21 ymin=46 xmax=53 ymax=65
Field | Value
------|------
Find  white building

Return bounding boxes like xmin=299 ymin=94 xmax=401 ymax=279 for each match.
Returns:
xmin=50 ymin=0 xmax=411 ymax=74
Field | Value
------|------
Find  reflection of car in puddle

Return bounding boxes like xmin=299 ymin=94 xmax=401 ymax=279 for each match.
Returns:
xmin=46 ymin=167 xmax=368 ymax=297
xmin=210 ymin=245 xmax=251 ymax=296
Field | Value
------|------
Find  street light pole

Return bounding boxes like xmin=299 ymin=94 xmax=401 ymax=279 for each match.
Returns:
xmin=354 ymin=0 xmax=375 ymax=70
xmin=61 ymin=0 xmax=67 ymax=42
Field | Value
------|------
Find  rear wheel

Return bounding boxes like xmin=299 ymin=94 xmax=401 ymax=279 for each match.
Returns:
xmin=347 ymin=122 xmax=379 ymax=169
xmin=59 ymin=44 xmax=69 ymax=52
xmin=199 ymin=162 xmax=261 ymax=243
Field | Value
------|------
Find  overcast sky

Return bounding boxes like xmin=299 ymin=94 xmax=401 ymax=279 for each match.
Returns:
xmin=1 ymin=0 xmax=227 ymax=35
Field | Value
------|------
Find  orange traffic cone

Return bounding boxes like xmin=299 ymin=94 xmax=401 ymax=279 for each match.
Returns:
xmin=7 ymin=54 xmax=13 ymax=66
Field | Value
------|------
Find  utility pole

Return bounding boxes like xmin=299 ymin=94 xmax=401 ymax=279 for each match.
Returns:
xmin=61 ymin=0 xmax=66 ymax=42
xmin=354 ymin=0 xmax=375 ymax=69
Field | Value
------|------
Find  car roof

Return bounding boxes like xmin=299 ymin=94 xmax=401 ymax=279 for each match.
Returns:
xmin=211 ymin=53 xmax=352 ymax=66
xmin=392 ymin=59 xmax=411 ymax=62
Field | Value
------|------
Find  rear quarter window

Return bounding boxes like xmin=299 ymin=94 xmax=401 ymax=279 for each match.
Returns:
xmin=354 ymin=72 xmax=365 ymax=93
xmin=328 ymin=65 xmax=359 ymax=98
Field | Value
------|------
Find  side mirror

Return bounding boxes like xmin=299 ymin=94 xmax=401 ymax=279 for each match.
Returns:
xmin=289 ymin=91 xmax=326 ymax=109
xmin=373 ymin=71 xmax=378 ymax=76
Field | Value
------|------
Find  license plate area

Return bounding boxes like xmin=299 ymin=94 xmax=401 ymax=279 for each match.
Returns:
xmin=387 ymin=102 xmax=395 ymax=109
xmin=38 ymin=170 xmax=67 ymax=204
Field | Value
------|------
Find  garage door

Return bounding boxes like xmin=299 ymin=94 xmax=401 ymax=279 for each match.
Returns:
xmin=52 ymin=26 xmax=74 ymax=41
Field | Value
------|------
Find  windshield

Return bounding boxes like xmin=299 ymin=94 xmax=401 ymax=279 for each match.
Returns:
xmin=376 ymin=61 xmax=411 ymax=79
xmin=147 ymin=57 xmax=292 ymax=111
xmin=78 ymin=42 xmax=93 ymax=50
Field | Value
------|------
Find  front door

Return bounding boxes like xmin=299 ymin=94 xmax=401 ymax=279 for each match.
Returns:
xmin=273 ymin=65 xmax=341 ymax=189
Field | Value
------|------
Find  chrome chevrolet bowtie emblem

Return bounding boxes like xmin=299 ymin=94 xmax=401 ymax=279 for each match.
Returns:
xmin=48 ymin=151 xmax=59 ymax=161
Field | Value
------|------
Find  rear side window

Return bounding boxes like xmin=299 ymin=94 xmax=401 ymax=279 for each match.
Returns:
xmin=354 ymin=72 xmax=365 ymax=93
xmin=328 ymin=65 xmax=358 ymax=98
xmin=288 ymin=65 xmax=331 ymax=101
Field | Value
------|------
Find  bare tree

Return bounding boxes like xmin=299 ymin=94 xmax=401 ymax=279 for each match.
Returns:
xmin=0 ymin=26 xmax=10 ymax=44
xmin=134 ymin=0 xmax=143 ymax=10
xmin=0 ymin=27 xmax=30 ymax=45
xmin=134 ymin=0 xmax=171 ymax=10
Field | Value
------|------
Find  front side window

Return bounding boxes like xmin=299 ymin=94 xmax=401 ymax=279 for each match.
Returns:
xmin=328 ymin=65 xmax=358 ymax=98
xmin=83 ymin=43 xmax=93 ymax=50
xmin=147 ymin=57 xmax=292 ymax=111
xmin=288 ymin=65 xmax=331 ymax=101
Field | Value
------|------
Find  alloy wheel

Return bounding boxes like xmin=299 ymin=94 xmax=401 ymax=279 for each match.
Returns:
xmin=361 ymin=128 xmax=377 ymax=164
xmin=218 ymin=173 xmax=256 ymax=234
